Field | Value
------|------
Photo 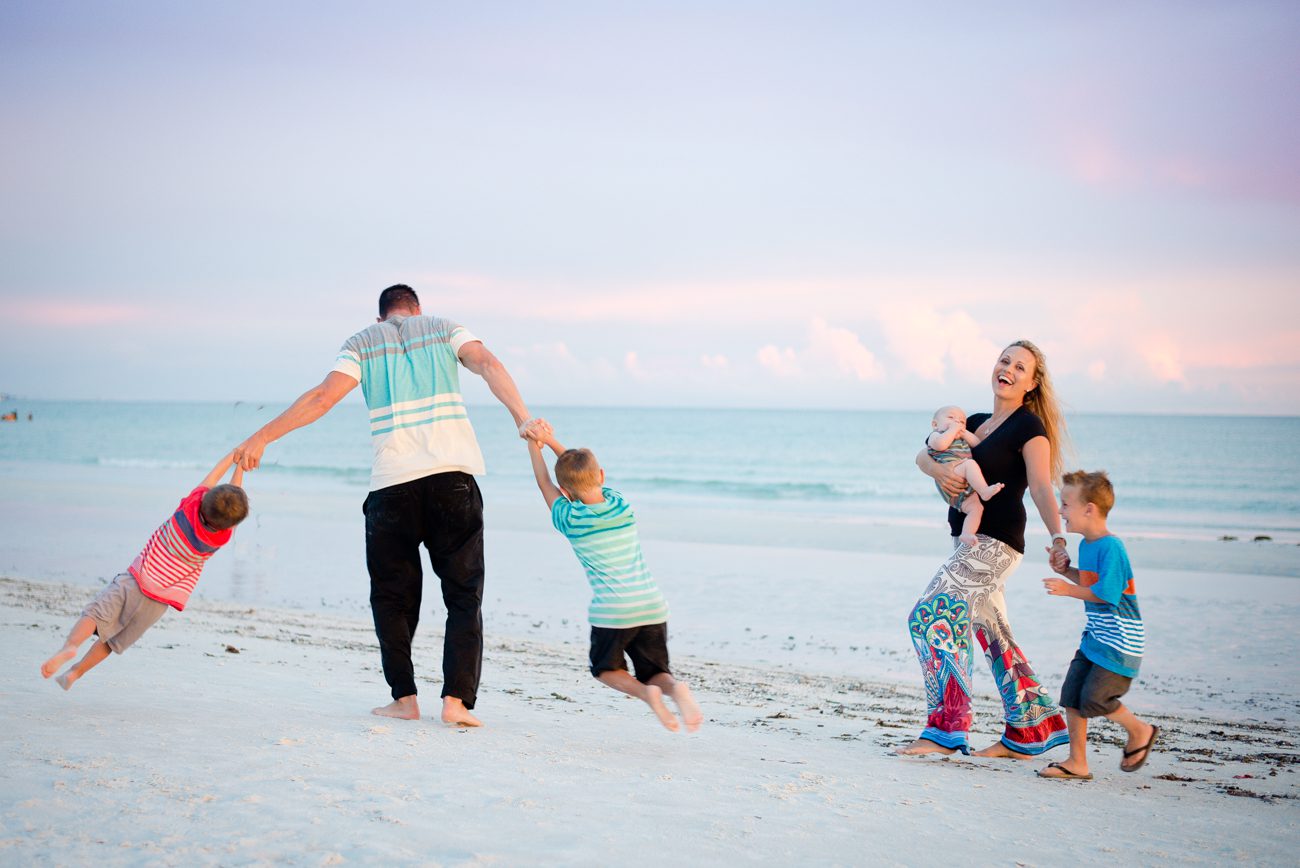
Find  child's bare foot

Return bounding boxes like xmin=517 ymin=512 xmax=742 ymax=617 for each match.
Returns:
xmin=371 ymin=695 xmax=420 ymax=720
xmin=668 ymin=682 xmax=703 ymax=732
xmin=41 ymin=646 xmax=77 ymax=678
xmin=441 ymin=696 xmax=482 ymax=727
xmin=978 ymin=482 xmax=1005 ymax=501
xmin=959 ymin=533 xmax=979 ymax=548
xmin=55 ymin=672 xmax=75 ymax=691
xmin=895 ymin=738 xmax=957 ymax=756
xmin=972 ymin=742 xmax=1035 ymax=760
xmin=644 ymin=684 xmax=680 ymax=732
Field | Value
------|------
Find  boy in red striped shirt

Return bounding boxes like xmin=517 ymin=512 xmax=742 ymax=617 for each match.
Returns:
xmin=40 ymin=452 xmax=249 ymax=690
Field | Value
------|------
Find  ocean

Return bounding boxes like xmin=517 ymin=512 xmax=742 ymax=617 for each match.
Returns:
xmin=1 ymin=398 xmax=1297 ymax=543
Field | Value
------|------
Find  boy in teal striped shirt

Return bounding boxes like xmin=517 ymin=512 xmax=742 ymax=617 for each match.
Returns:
xmin=524 ymin=421 xmax=702 ymax=732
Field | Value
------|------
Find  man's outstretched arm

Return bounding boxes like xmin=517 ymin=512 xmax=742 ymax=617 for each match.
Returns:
xmin=457 ymin=341 xmax=531 ymax=428
xmin=233 ymin=371 xmax=358 ymax=470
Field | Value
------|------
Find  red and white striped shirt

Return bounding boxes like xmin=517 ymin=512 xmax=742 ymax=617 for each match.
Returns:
xmin=129 ymin=486 xmax=232 ymax=611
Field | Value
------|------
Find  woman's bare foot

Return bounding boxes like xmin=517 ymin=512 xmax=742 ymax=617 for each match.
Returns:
xmin=41 ymin=646 xmax=77 ymax=678
xmin=972 ymin=742 xmax=1035 ymax=760
xmin=895 ymin=738 xmax=957 ymax=756
xmin=372 ymin=695 xmax=420 ymax=720
xmin=668 ymin=683 xmax=703 ymax=732
xmin=644 ymin=684 xmax=680 ymax=732
xmin=441 ymin=696 xmax=482 ymax=727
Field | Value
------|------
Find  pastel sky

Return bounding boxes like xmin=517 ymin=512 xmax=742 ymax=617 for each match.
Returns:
xmin=2 ymin=2 xmax=1298 ymax=414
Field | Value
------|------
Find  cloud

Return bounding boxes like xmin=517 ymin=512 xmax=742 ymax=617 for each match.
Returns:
xmin=808 ymin=317 xmax=884 ymax=381
xmin=624 ymin=350 xmax=647 ymax=380
xmin=874 ymin=301 xmax=1000 ymax=383
xmin=700 ymin=353 xmax=729 ymax=369
xmin=0 ymin=300 xmax=146 ymax=327
xmin=756 ymin=344 xmax=800 ymax=377
xmin=1087 ymin=360 xmax=1106 ymax=381
xmin=1140 ymin=336 xmax=1186 ymax=384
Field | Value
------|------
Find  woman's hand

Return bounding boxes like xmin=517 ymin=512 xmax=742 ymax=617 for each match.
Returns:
xmin=916 ymin=449 xmax=967 ymax=499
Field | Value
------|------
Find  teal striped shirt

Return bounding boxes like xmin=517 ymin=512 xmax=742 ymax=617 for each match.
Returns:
xmin=551 ymin=487 xmax=669 ymax=628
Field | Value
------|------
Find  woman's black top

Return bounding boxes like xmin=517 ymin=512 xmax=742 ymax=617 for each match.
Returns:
xmin=946 ymin=406 xmax=1048 ymax=553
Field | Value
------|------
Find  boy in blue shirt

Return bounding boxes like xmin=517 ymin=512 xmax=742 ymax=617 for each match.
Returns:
xmin=522 ymin=419 xmax=702 ymax=732
xmin=1039 ymin=470 xmax=1158 ymax=780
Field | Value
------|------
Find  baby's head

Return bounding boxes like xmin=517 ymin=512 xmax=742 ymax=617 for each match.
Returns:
xmin=932 ymin=405 xmax=967 ymax=431
xmin=1059 ymin=469 xmax=1114 ymax=532
xmin=554 ymin=448 xmax=604 ymax=499
xmin=200 ymin=484 xmax=250 ymax=532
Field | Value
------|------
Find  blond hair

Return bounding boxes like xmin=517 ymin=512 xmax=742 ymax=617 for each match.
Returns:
xmin=555 ymin=448 xmax=602 ymax=493
xmin=1007 ymin=339 xmax=1071 ymax=483
xmin=1062 ymin=469 xmax=1115 ymax=517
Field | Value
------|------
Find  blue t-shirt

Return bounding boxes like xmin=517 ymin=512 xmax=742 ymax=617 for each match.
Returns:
xmin=551 ymin=487 xmax=669 ymax=629
xmin=1077 ymin=535 xmax=1144 ymax=677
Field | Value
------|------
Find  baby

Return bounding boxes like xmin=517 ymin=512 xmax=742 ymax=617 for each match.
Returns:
xmin=927 ymin=405 xmax=1004 ymax=547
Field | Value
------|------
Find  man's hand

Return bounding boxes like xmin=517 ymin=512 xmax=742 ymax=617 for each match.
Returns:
xmin=519 ymin=417 xmax=553 ymax=442
xmin=233 ymin=436 xmax=268 ymax=471
xmin=1042 ymin=578 xmax=1075 ymax=597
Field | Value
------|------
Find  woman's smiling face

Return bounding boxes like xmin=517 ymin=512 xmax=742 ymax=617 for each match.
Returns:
xmin=992 ymin=345 xmax=1038 ymax=401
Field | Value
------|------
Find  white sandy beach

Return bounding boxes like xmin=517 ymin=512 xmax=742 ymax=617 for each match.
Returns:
xmin=2 ymin=462 xmax=1298 ymax=865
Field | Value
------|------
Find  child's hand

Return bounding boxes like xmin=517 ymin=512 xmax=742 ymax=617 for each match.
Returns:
xmin=519 ymin=417 xmax=553 ymax=442
xmin=1042 ymin=578 xmax=1073 ymax=597
xmin=1045 ymin=545 xmax=1071 ymax=574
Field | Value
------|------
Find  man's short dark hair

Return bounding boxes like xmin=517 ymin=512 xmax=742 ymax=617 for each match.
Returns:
xmin=378 ymin=284 xmax=420 ymax=318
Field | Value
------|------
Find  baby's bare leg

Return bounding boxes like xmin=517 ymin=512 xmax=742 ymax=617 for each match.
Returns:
xmin=648 ymin=672 xmax=703 ymax=732
xmin=597 ymin=670 xmax=680 ymax=731
xmin=959 ymin=496 xmax=984 ymax=547
xmin=55 ymin=639 xmax=111 ymax=690
xmin=42 ymin=616 xmax=98 ymax=678
xmin=958 ymin=459 xmax=1004 ymax=501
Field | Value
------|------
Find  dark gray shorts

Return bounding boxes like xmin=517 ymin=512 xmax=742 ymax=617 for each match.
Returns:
xmin=82 ymin=572 xmax=168 ymax=654
xmin=1059 ymin=649 xmax=1132 ymax=718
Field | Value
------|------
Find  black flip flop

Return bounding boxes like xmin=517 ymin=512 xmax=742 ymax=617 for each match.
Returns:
xmin=1121 ymin=725 xmax=1160 ymax=772
xmin=1037 ymin=762 xmax=1093 ymax=781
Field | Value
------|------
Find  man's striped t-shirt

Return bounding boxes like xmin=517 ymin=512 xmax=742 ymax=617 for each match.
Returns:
xmin=1077 ymin=535 xmax=1144 ymax=678
xmin=551 ymin=487 xmax=669 ymax=629
xmin=332 ymin=314 xmax=485 ymax=491
xmin=129 ymin=486 xmax=232 ymax=611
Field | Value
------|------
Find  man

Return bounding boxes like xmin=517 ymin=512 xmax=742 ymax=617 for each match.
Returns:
xmin=233 ymin=284 xmax=534 ymax=726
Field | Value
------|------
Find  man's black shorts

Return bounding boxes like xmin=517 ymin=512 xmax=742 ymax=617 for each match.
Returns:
xmin=589 ymin=622 xmax=671 ymax=683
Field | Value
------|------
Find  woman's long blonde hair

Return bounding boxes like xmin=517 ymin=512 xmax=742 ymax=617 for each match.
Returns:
xmin=1008 ymin=339 xmax=1071 ymax=482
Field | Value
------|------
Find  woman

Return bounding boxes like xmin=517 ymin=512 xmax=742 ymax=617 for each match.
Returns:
xmin=898 ymin=340 xmax=1071 ymax=758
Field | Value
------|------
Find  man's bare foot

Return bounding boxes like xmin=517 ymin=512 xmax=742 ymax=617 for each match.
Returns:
xmin=644 ymin=684 xmax=680 ymax=732
xmin=895 ymin=738 xmax=957 ymax=756
xmin=972 ymin=742 xmax=1035 ymax=760
xmin=55 ymin=673 xmax=74 ymax=691
xmin=41 ymin=647 xmax=77 ymax=678
xmin=441 ymin=696 xmax=482 ymax=727
xmin=668 ymin=683 xmax=703 ymax=732
xmin=372 ymin=695 xmax=420 ymax=720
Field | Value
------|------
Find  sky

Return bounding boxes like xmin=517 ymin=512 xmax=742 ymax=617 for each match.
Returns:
xmin=2 ymin=1 xmax=1298 ymax=414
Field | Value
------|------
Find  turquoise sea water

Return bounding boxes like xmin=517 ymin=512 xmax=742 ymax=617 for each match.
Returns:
xmin=1 ymin=398 xmax=1298 ymax=541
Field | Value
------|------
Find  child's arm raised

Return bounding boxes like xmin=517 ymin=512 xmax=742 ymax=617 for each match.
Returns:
xmin=200 ymin=451 xmax=238 ymax=489
xmin=926 ymin=424 xmax=962 ymax=452
xmin=527 ymin=439 xmax=564 ymax=508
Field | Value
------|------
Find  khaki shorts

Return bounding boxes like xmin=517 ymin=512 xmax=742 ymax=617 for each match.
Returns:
xmin=82 ymin=572 xmax=168 ymax=653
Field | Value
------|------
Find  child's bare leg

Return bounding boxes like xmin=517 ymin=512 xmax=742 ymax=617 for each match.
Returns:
xmin=959 ymin=496 xmax=984 ymax=548
xmin=55 ymin=639 xmax=111 ymax=690
xmin=648 ymin=672 xmax=703 ymax=732
xmin=1036 ymin=708 xmax=1090 ymax=777
xmin=597 ymin=670 xmax=680 ymax=731
xmin=42 ymin=616 xmax=98 ymax=678
xmin=1107 ymin=704 xmax=1157 ymax=771
xmin=958 ymin=459 xmax=1004 ymax=502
